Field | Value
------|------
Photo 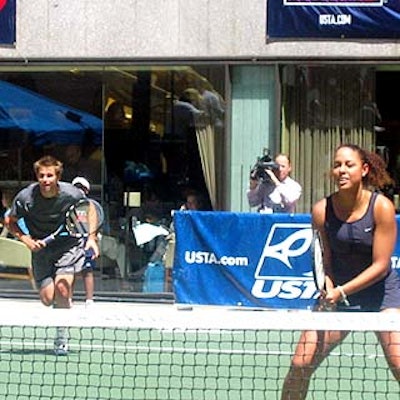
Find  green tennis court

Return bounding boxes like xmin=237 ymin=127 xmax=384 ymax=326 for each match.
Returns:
xmin=0 ymin=301 xmax=399 ymax=400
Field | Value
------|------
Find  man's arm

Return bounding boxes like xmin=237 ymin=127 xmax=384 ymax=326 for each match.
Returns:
xmin=276 ymin=179 xmax=302 ymax=206
xmin=5 ymin=215 xmax=24 ymax=240
xmin=4 ymin=214 xmax=42 ymax=252
xmin=84 ymin=200 xmax=100 ymax=258
xmin=247 ymin=179 xmax=263 ymax=207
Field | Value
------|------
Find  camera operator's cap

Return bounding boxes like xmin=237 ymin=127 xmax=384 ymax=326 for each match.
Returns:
xmin=72 ymin=176 xmax=90 ymax=192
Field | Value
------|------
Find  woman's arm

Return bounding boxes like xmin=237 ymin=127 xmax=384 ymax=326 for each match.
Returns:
xmin=338 ymin=194 xmax=396 ymax=298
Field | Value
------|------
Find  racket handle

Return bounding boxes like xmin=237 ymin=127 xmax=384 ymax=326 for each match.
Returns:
xmin=85 ymin=248 xmax=95 ymax=258
xmin=42 ymin=234 xmax=55 ymax=245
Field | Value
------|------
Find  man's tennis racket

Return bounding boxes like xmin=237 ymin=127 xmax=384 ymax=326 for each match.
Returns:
xmin=42 ymin=199 xmax=104 ymax=245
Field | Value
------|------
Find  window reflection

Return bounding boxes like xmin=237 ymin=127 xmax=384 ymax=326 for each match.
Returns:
xmin=0 ymin=65 xmax=225 ymax=294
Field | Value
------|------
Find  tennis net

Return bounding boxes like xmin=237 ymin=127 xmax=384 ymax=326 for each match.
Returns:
xmin=0 ymin=300 xmax=399 ymax=400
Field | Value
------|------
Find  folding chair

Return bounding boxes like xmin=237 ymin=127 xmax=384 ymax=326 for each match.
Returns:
xmin=0 ymin=237 xmax=36 ymax=289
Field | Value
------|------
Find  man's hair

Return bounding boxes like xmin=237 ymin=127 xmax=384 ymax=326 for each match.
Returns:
xmin=275 ymin=153 xmax=291 ymax=164
xmin=33 ymin=155 xmax=63 ymax=177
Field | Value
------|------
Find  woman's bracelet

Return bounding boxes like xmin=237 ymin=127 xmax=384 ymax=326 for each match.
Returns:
xmin=337 ymin=285 xmax=350 ymax=306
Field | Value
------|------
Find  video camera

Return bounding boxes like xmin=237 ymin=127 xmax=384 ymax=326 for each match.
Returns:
xmin=250 ymin=150 xmax=279 ymax=183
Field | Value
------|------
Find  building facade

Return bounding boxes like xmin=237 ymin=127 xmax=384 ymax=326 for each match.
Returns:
xmin=0 ymin=0 xmax=399 ymax=293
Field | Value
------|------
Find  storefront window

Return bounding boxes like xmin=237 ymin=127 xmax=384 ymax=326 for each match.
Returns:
xmin=0 ymin=65 xmax=226 ymax=295
xmin=281 ymin=65 xmax=376 ymax=213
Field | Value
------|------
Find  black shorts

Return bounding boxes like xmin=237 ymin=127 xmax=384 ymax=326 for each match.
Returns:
xmin=337 ymin=270 xmax=400 ymax=312
xmin=32 ymin=238 xmax=85 ymax=289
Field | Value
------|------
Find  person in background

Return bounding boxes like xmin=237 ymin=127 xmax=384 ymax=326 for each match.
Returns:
xmin=62 ymin=144 xmax=101 ymax=184
xmin=164 ymin=89 xmax=205 ymax=195
xmin=72 ymin=176 xmax=96 ymax=307
xmin=161 ymin=188 xmax=211 ymax=291
xmin=180 ymin=188 xmax=211 ymax=211
xmin=281 ymin=144 xmax=400 ymax=399
xmin=5 ymin=156 xmax=99 ymax=356
xmin=0 ymin=188 xmax=7 ymax=235
xmin=1 ymin=187 xmax=29 ymax=238
xmin=104 ymin=100 xmax=130 ymax=180
xmin=247 ymin=153 xmax=302 ymax=213
xmin=197 ymin=77 xmax=225 ymax=130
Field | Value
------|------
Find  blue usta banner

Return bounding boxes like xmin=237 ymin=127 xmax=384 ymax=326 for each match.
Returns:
xmin=0 ymin=0 xmax=15 ymax=45
xmin=173 ymin=212 xmax=317 ymax=309
xmin=267 ymin=0 xmax=400 ymax=39
xmin=173 ymin=211 xmax=400 ymax=309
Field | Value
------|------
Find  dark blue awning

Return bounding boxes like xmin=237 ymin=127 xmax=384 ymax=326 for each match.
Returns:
xmin=0 ymin=80 xmax=102 ymax=147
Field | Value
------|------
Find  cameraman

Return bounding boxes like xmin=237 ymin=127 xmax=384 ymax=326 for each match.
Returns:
xmin=247 ymin=153 xmax=302 ymax=213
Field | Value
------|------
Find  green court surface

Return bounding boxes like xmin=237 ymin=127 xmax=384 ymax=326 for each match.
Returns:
xmin=0 ymin=301 xmax=399 ymax=399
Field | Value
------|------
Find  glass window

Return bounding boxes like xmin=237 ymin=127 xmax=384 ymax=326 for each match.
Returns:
xmin=0 ymin=65 xmax=226 ymax=294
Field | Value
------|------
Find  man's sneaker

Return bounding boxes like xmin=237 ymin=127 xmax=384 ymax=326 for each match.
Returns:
xmin=54 ymin=327 xmax=69 ymax=356
xmin=54 ymin=342 xmax=69 ymax=356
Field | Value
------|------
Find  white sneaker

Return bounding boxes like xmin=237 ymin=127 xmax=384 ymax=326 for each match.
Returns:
xmin=54 ymin=327 xmax=69 ymax=356
xmin=85 ymin=299 xmax=94 ymax=308
xmin=54 ymin=342 xmax=69 ymax=356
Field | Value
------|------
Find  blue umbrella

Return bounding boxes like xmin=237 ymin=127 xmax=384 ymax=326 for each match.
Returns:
xmin=0 ymin=80 xmax=102 ymax=146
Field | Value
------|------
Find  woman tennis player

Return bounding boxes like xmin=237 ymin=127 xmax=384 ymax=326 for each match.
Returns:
xmin=281 ymin=144 xmax=400 ymax=399
xmin=5 ymin=155 xmax=99 ymax=355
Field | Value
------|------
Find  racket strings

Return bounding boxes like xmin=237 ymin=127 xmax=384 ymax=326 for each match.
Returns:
xmin=66 ymin=200 xmax=104 ymax=237
xmin=313 ymin=232 xmax=325 ymax=291
xmin=67 ymin=204 xmax=90 ymax=236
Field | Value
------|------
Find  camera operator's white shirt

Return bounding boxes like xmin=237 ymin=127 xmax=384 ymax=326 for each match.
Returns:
xmin=247 ymin=176 xmax=302 ymax=213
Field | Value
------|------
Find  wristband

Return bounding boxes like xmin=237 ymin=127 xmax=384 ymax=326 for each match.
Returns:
xmin=337 ymin=285 xmax=350 ymax=306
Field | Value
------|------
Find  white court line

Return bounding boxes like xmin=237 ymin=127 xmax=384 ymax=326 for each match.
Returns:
xmin=0 ymin=337 xmax=386 ymax=359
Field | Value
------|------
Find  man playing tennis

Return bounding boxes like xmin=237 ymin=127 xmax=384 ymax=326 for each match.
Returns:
xmin=5 ymin=155 xmax=99 ymax=355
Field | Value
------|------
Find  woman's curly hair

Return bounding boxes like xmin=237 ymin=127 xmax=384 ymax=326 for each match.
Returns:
xmin=336 ymin=144 xmax=393 ymax=190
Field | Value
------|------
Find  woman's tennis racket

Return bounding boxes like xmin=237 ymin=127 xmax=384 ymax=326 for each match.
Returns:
xmin=311 ymin=230 xmax=334 ymax=311
xmin=42 ymin=199 xmax=104 ymax=245
xmin=312 ymin=230 xmax=325 ymax=294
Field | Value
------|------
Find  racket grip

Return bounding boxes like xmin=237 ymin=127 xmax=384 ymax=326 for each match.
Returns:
xmin=42 ymin=234 xmax=55 ymax=245
xmin=85 ymin=248 xmax=95 ymax=258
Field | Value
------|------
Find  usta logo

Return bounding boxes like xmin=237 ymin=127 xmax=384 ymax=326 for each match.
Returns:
xmin=251 ymin=223 xmax=318 ymax=300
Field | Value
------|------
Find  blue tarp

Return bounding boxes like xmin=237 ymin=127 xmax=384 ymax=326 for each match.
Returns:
xmin=0 ymin=80 xmax=102 ymax=146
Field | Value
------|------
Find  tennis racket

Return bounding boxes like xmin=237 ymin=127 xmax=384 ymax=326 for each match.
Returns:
xmin=311 ymin=229 xmax=334 ymax=311
xmin=312 ymin=230 xmax=325 ymax=294
xmin=42 ymin=198 xmax=104 ymax=245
